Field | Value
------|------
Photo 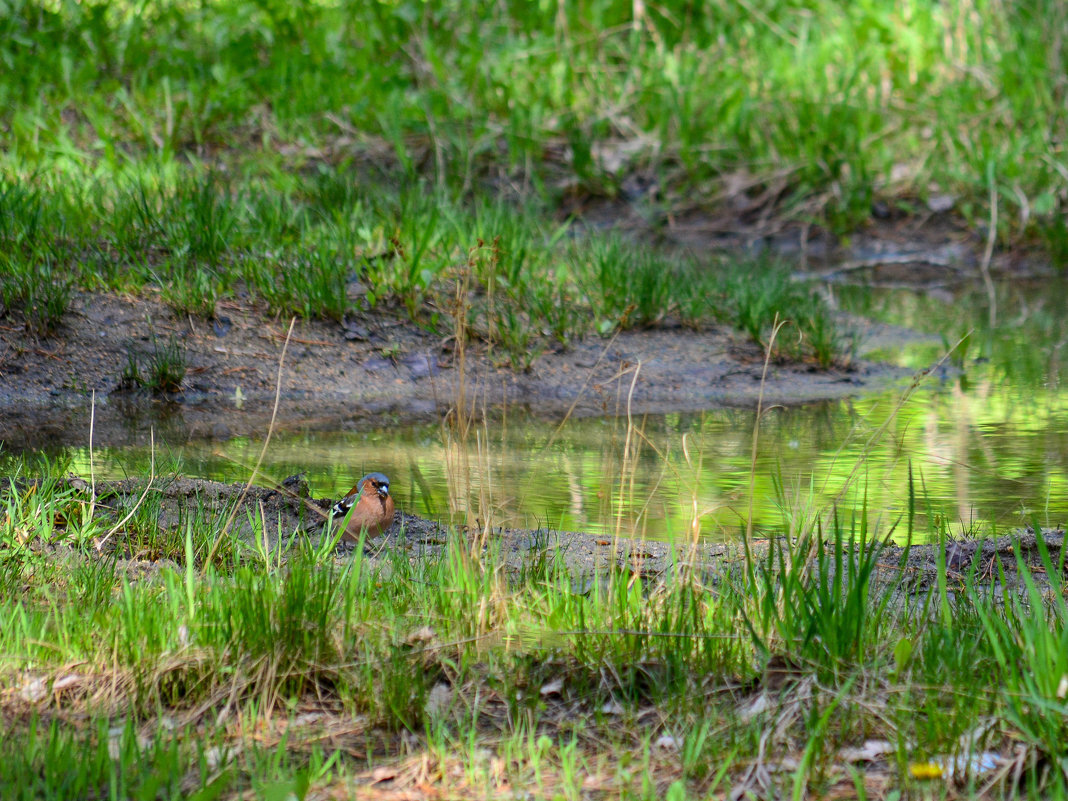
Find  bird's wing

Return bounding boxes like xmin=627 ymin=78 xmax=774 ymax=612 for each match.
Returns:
xmin=331 ymin=492 xmax=358 ymax=517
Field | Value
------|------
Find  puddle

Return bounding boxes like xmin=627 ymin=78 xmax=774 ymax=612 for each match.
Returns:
xmin=35 ymin=388 xmax=1068 ymax=543
xmin=7 ymin=277 xmax=1068 ymax=544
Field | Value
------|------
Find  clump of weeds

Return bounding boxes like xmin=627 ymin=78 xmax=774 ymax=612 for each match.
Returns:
xmin=573 ymin=235 xmax=672 ymax=333
xmin=159 ymin=263 xmax=221 ymax=318
xmin=0 ymin=253 xmax=73 ymax=336
xmin=715 ymin=255 xmax=849 ymax=366
xmin=117 ymin=334 xmax=187 ymax=394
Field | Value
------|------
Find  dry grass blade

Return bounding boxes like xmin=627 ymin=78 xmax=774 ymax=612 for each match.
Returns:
xmin=614 ymin=361 xmax=643 ymax=541
xmin=822 ymin=333 xmax=971 ymax=511
xmin=210 ymin=317 xmax=296 ymax=566
xmin=207 ymin=449 xmax=331 ymax=527
xmin=97 ymin=427 xmax=156 ymax=552
xmin=980 ymin=164 xmax=998 ymax=328
xmin=745 ymin=315 xmax=788 ymax=571
xmin=544 ymin=328 xmax=622 ymax=451
xmin=87 ymin=389 xmax=97 ymax=526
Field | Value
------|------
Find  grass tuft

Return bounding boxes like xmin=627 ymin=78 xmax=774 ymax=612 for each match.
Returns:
xmin=117 ymin=335 xmax=187 ymax=394
xmin=0 ymin=253 xmax=73 ymax=336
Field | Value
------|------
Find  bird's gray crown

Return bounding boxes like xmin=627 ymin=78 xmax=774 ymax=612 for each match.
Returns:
xmin=357 ymin=472 xmax=391 ymax=492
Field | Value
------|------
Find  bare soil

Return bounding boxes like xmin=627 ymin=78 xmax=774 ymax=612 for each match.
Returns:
xmin=15 ymin=210 xmax=1048 ymax=451
xmin=0 ymin=288 xmax=929 ymax=450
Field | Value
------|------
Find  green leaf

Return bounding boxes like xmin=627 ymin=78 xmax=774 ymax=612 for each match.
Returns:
xmin=893 ymin=637 xmax=912 ymax=678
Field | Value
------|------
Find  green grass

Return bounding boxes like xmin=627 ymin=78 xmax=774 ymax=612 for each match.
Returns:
xmin=119 ymin=334 xmax=188 ymax=394
xmin=3 ymin=9 xmax=1067 ymax=792
xmin=3 ymin=463 xmax=1068 ymax=797
xmin=0 ymin=252 xmax=72 ymax=336
xmin=1 ymin=0 xmax=1065 ymax=366
xmin=0 ymin=172 xmax=848 ymax=367
xmin=2 ymin=0 xmax=1065 ymax=244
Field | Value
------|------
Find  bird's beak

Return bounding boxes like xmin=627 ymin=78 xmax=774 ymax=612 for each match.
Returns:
xmin=378 ymin=485 xmax=390 ymax=497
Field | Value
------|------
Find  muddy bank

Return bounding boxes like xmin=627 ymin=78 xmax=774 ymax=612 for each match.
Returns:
xmin=0 ymin=290 xmax=928 ymax=450
xmin=13 ymin=476 xmax=1064 ymax=596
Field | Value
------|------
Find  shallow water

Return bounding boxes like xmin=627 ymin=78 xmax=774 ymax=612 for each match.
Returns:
xmin=23 ymin=277 xmax=1068 ymax=543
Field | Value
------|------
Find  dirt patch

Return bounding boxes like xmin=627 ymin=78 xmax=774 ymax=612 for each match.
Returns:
xmin=0 ymin=289 xmax=927 ymax=450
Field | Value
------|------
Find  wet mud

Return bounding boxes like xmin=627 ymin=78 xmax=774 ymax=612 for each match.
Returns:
xmin=12 ymin=476 xmax=1065 ymax=596
xmin=0 ymin=290 xmax=928 ymax=451
xmin=8 ymin=213 xmax=1028 ymax=452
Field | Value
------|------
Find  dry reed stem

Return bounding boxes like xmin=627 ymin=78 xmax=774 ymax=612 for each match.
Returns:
xmin=211 ymin=317 xmax=295 ymax=566
xmin=99 ymin=427 xmax=156 ymax=551
xmin=441 ymin=253 xmax=490 ymax=567
xmin=745 ymin=315 xmax=788 ymax=573
xmin=614 ymin=361 xmax=643 ymax=541
xmin=474 ymin=421 xmax=493 ymax=552
xmin=87 ymin=388 xmax=97 ymax=525
xmin=544 ymin=328 xmax=623 ymax=451
xmin=204 ymin=450 xmax=348 ymax=565
xmin=980 ymin=165 xmax=998 ymax=328
xmin=821 ymin=333 xmax=971 ymax=512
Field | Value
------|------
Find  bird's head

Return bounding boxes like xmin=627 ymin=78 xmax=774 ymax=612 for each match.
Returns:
xmin=357 ymin=472 xmax=391 ymax=498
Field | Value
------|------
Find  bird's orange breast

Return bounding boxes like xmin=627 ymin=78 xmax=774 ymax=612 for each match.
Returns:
xmin=342 ymin=491 xmax=395 ymax=542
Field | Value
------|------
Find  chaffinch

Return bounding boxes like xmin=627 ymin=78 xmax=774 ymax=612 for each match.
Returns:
xmin=331 ymin=472 xmax=395 ymax=542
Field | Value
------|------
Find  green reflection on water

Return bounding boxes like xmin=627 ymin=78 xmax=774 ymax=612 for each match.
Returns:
xmin=10 ymin=278 xmax=1068 ymax=543
xmin=41 ymin=374 xmax=1068 ymax=543
xmin=837 ymin=277 xmax=1068 ymax=388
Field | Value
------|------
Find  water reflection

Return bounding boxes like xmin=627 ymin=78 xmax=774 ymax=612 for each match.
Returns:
xmin=31 ymin=376 xmax=1068 ymax=543
xmin=6 ymin=278 xmax=1068 ymax=543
